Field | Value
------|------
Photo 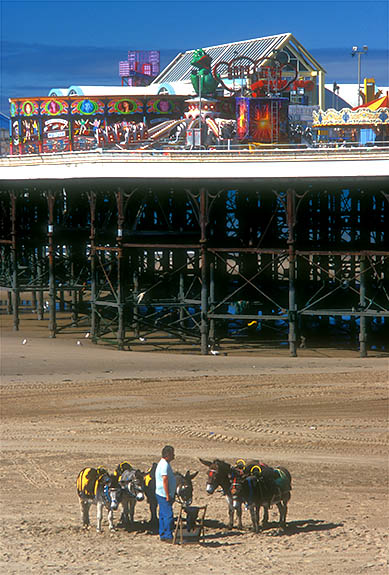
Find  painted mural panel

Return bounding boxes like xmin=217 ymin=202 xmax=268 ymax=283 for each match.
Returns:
xmin=42 ymin=118 xmax=70 ymax=153
xmin=11 ymin=120 xmax=20 ymax=155
xmin=236 ymin=97 xmax=289 ymax=143
xmin=41 ymin=99 xmax=69 ymax=116
xmin=107 ymin=99 xmax=143 ymax=115
xmin=72 ymin=117 xmax=103 ymax=151
xmin=20 ymin=100 xmax=39 ymax=116
xmin=21 ymin=118 xmax=40 ymax=154
xmin=71 ymin=99 xmax=105 ymax=115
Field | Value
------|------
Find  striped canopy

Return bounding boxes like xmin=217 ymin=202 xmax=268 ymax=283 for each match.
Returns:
xmin=353 ymin=91 xmax=389 ymax=111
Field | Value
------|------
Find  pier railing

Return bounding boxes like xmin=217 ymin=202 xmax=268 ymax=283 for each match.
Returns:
xmin=1 ymin=145 xmax=389 ymax=167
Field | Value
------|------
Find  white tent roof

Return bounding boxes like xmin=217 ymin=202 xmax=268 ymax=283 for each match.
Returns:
xmin=325 ymin=83 xmax=389 ymax=108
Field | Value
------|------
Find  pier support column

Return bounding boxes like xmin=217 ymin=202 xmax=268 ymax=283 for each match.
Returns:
xmin=287 ymin=188 xmax=297 ymax=357
xmin=116 ymin=189 xmax=125 ymax=350
xmin=88 ymin=192 xmax=98 ymax=343
xmin=209 ymin=259 xmax=215 ymax=345
xmin=10 ymin=191 xmax=19 ymax=331
xmin=359 ymin=255 xmax=367 ymax=357
xmin=47 ymin=192 xmax=56 ymax=337
xmin=36 ymin=247 xmax=44 ymax=320
xmin=133 ymin=271 xmax=140 ymax=339
xmin=200 ymin=187 xmax=208 ymax=355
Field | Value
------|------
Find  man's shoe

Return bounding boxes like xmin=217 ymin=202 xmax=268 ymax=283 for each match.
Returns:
xmin=160 ymin=538 xmax=173 ymax=543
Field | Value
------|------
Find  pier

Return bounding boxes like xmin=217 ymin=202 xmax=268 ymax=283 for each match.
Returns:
xmin=1 ymin=147 xmax=388 ymax=355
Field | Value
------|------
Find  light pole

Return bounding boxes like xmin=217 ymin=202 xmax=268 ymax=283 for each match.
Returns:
xmin=198 ymin=73 xmax=202 ymax=149
xmin=351 ymin=45 xmax=368 ymax=106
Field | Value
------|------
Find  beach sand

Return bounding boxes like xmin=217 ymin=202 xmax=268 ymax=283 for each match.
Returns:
xmin=1 ymin=314 xmax=388 ymax=574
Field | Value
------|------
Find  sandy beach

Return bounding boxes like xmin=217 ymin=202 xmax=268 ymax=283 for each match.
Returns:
xmin=1 ymin=314 xmax=388 ymax=574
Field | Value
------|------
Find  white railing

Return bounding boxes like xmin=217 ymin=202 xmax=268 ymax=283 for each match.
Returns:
xmin=1 ymin=145 xmax=389 ymax=167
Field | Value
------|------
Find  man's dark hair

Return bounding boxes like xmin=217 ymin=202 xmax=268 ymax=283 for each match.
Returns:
xmin=162 ymin=445 xmax=174 ymax=458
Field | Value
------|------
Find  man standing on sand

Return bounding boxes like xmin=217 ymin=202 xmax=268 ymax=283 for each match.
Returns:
xmin=155 ymin=445 xmax=176 ymax=542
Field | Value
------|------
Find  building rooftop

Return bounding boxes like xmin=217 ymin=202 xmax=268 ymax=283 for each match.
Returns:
xmin=152 ymin=33 xmax=325 ymax=84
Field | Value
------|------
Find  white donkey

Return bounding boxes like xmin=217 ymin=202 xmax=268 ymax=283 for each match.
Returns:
xmin=76 ymin=467 xmax=121 ymax=532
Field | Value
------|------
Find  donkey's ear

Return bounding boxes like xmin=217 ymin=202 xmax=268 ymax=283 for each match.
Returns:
xmin=199 ymin=458 xmax=212 ymax=467
xmin=190 ymin=471 xmax=199 ymax=480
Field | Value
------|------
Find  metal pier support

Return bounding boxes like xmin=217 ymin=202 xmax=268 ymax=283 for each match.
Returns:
xmin=47 ymin=191 xmax=56 ymax=337
xmin=359 ymin=256 xmax=367 ymax=357
xmin=200 ymin=187 xmax=209 ymax=355
xmin=10 ymin=191 xmax=19 ymax=331
xmin=287 ymin=189 xmax=297 ymax=357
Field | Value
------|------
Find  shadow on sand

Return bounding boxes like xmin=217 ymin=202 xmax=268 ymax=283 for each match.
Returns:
xmin=263 ymin=518 xmax=343 ymax=536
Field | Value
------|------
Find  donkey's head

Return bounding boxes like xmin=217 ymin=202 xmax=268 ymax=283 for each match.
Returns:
xmin=120 ymin=469 xmax=145 ymax=502
xmin=175 ymin=470 xmax=198 ymax=506
xmin=101 ymin=475 xmax=121 ymax=511
xmin=199 ymin=458 xmax=230 ymax=495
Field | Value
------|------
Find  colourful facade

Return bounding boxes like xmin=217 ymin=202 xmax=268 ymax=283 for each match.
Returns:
xmin=9 ymin=95 xmax=187 ymax=155
xmin=236 ymin=97 xmax=289 ymax=143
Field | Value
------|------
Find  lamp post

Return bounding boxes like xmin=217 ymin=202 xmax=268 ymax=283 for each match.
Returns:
xmin=198 ymin=73 xmax=202 ymax=149
xmin=351 ymin=45 xmax=368 ymax=106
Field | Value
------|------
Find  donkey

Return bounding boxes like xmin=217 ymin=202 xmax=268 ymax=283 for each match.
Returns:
xmin=116 ymin=467 xmax=145 ymax=528
xmin=231 ymin=465 xmax=292 ymax=533
xmin=143 ymin=462 xmax=158 ymax=530
xmin=199 ymin=458 xmax=242 ymax=529
xmin=175 ymin=470 xmax=199 ymax=506
xmin=199 ymin=458 xmax=268 ymax=530
xmin=76 ymin=467 xmax=121 ymax=532
xmin=144 ymin=463 xmax=198 ymax=529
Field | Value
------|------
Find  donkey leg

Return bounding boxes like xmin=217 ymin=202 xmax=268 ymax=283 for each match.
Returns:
xmin=96 ymin=502 xmax=103 ymax=532
xmin=249 ymin=504 xmax=259 ymax=533
xmin=236 ymin=503 xmax=243 ymax=530
xmin=255 ymin=505 xmax=260 ymax=530
xmin=148 ymin=500 xmax=158 ymax=532
xmin=277 ymin=501 xmax=287 ymax=528
xmin=129 ymin=499 xmax=136 ymax=523
xmin=262 ymin=504 xmax=269 ymax=527
xmin=80 ymin=500 xmax=90 ymax=529
xmin=107 ymin=508 xmax=115 ymax=531
xmin=227 ymin=497 xmax=234 ymax=529
xmin=120 ymin=497 xmax=129 ymax=527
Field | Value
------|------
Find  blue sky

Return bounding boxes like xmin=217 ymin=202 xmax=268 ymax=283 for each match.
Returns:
xmin=1 ymin=0 xmax=388 ymax=115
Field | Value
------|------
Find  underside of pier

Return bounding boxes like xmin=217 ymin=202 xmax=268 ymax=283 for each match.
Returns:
xmin=1 ymin=176 xmax=388 ymax=356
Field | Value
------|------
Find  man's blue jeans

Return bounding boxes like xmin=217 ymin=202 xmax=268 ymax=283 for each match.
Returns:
xmin=156 ymin=494 xmax=174 ymax=540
